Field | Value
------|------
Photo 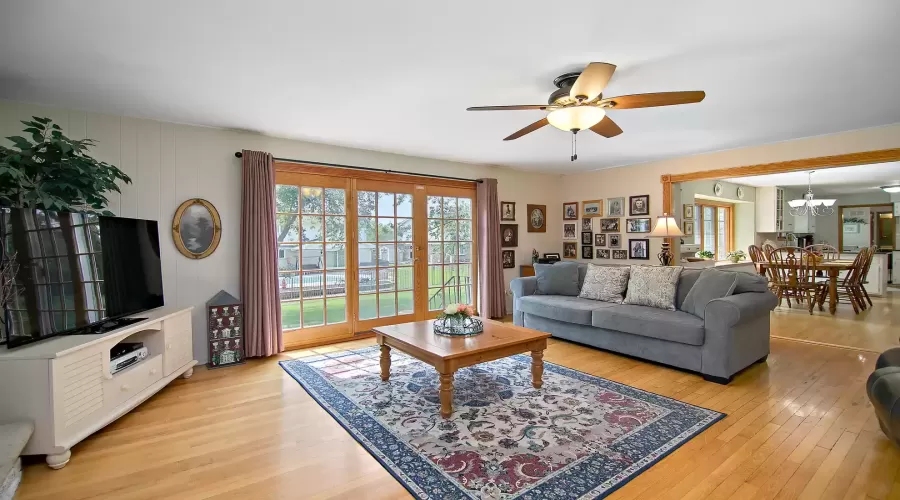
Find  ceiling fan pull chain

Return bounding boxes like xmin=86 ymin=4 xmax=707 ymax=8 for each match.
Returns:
xmin=571 ymin=131 xmax=578 ymax=162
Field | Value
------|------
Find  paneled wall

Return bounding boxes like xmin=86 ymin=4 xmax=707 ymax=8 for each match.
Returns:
xmin=0 ymin=100 xmax=561 ymax=360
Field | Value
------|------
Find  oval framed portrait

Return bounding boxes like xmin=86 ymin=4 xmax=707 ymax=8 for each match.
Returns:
xmin=172 ymin=198 xmax=222 ymax=259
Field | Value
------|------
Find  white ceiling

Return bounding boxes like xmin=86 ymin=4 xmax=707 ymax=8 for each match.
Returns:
xmin=2 ymin=1 xmax=900 ymax=173
xmin=724 ymin=162 xmax=900 ymax=196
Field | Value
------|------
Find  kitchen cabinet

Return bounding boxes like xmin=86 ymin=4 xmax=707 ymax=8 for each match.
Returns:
xmin=756 ymin=186 xmax=786 ymax=232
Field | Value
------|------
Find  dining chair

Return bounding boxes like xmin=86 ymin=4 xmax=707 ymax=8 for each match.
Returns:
xmin=859 ymin=245 xmax=878 ymax=308
xmin=817 ymin=248 xmax=870 ymax=314
xmin=767 ymin=246 xmax=821 ymax=314
xmin=748 ymin=245 xmax=775 ymax=289
xmin=804 ymin=244 xmax=839 ymax=261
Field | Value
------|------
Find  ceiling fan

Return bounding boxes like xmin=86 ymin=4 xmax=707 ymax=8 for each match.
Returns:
xmin=467 ymin=62 xmax=706 ymax=161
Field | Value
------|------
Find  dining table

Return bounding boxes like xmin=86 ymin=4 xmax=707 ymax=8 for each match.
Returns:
xmin=755 ymin=260 xmax=856 ymax=315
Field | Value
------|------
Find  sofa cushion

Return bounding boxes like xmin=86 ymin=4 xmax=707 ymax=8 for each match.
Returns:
xmin=623 ymin=265 xmax=684 ymax=311
xmin=534 ymin=262 xmax=580 ymax=296
xmin=734 ymin=272 xmax=769 ymax=293
xmin=518 ymin=295 xmax=615 ymax=325
xmin=579 ymin=264 xmax=630 ymax=303
xmin=676 ymin=269 xmax=702 ymax=310
xmin=682 ymin=268 xmax=739 ymax=319
xmin=591 ymin=304 xmax=706 ymax=346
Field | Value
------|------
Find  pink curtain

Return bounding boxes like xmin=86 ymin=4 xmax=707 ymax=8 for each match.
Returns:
xmin=477 ymin=178 xmax=506 ymax=319
xmin=240 ymin=150 xmax=283 ymax=357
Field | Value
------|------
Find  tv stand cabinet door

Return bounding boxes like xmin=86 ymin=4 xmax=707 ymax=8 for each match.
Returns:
xmin=163 ymin=312 xmax=193 ymax=376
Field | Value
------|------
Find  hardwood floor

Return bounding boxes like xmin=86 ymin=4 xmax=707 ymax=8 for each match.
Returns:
xmin=770 ymin=289 xmax=900 ymax=353
xmin=16 ymin=332 xmax=899 ymax=499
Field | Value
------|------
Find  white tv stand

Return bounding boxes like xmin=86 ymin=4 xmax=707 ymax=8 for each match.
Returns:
xmin=0 ymin=307 xmax=196 ymax=469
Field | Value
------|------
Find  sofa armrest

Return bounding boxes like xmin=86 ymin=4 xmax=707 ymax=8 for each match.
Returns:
xmin=700 ymin=291 xmax=777 ymax=381
xmin=705 ymin=291 xmax=778 ymax=330
xmin=510 ymin=277 xmax=538 ymax=299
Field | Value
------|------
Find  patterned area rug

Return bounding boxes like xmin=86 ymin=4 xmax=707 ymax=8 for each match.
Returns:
xmin=280 ymin=347 xmax=724 ymax=499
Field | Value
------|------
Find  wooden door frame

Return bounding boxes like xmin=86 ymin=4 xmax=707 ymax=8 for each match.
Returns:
xmin=661 ymin=148 xmax=900 ymax=248
xmin=837 ymin=203 xmax=894 ymax=252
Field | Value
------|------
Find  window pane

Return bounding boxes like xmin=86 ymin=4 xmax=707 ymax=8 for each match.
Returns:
xmin=458 ymin=220 xmax=472 ymax=241
xmin=428 ymin=265 xmax=443 ymax=287
xmin=359 ymin=244 xmax=376 ymax=268
xmin=276 ymin=214 xmax=299 ymax=243
xmin=378 ymin=243 xmax=396 ymax=266
xmin=301 ymin=215 xmax=323 ymax=242
xmin=718 ymin=208 xmax=727 ymax=260
xmin=377 ymin=192 xmax=395 ymax=217
xmin=397 ymin=243 xmax=414 ymax=266
xmin=427 ymin=196 xmax=442 ymax=218
xmin=428 ymin=287 xmax=443 ymax=311
xmin=444 ymin=264 xmax=458 ymax=284
xmin=302 ymin=271 xmax=323 ymax=299
xmin=325 ymin=216 xmax=345 ymax=242
xmin=443 ymin=287 xmax=458 ymax=306
xmin=278 ymin=244 xmax=299 ymax=271
xmin=458 ymin=264 xmax=472 ymax=287
xmin=396 ymin=219 xmax=413 ymax=241
xmin=397 ymin=291 xmax=414 ymax=315
xmin=443 ymin=242 xmax=458 ymax=264
xmin=359 ymin=293 xmax=377 ymax=320
xmin=457 ymin=198 xmax=472 ymax=220
xmin=358 ymin=268 xmax=377 ymax=294
xmin=358 ymin=191 xmax=376 ymax=216
xmin=275 ymin=185 xmax=299 ymax=213
xmin=427 ymin=241 xmax=442 ymax=263
xmin=458 ymin=285 xmax=471 ymax=306
xmin=396 ymin=194 xmax=412 ymax=217
xmin=396 ymin=266 xmax=413 ymax=291
xmin=302 ymin=300 xmax=324 ymax=327
xmin=326 ymin=297 xmax=346 ymax=324
xmin=379 ymin=293 xmax=396 ymax=318
xmin=325 ymin=270 xmax=345 ymax=296
xmin=458 ymin=242 xmax=472 ymax=263
xmin=428 ymin=220 xmax=442 ymax=241
xmin=379 ymin=268 xmax=396 ymax=292
xmin=358 ymin=217 xmax=376 ymax=242
xmin=443 ymin=220 xmax=458 ymax=241
xmin=377 ymin=218 xmax=395 ymax=242
xmin=702 ymin=206 xmax=715 ymax=254
xmin=302 ymin=244 xmax=324 ymax=270
xmin=443 ymin=197 xmax=457 ymax=219
xmin=324 ymin=188 xmax=345 ymax=215
xmin=325 ymin=243 xmax=346 ymax=269
xmin=278 ymin=272 xmax=300 ymax=300
xmin=301 ymin=187 xmax=323 ymax=214
xmin=281 ymin=300 xmax=301 ymax=329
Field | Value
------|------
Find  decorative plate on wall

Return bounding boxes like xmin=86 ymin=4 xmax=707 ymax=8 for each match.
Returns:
xmin=736 ymin=186 xmax=745 ymax=200
xmin=713 ymin=182 xmax=723 ymax=196
xmin=173 ymin=198 xmax=222 ymax=259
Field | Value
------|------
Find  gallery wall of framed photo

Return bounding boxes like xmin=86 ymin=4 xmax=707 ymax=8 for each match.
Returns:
xmin=560 ymin=195 xmax=652 ymax=263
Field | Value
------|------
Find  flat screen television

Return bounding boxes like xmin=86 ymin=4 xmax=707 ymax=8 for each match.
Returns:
xmin=0 ymin=208 xmax=164 ymax=348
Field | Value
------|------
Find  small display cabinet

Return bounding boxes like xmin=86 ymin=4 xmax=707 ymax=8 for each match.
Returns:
xmin=207 ymin=290 xmax=245 ymax=368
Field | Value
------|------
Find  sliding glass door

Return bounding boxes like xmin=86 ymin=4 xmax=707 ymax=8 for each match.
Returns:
xmin=274 ymin=168 xmax=476 ymax=349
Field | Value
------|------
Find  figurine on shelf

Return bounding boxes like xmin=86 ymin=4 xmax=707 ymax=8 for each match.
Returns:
xmin=207 ymin=290 xmax=245 ymax=369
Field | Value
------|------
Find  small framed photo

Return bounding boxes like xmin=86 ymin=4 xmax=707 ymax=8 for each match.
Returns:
xmin=582 ymin=199 xmax=603 ymax=217
xmin=563 ymin=202 xmax=578 ymax=220
xmin=581 ymin=217 xmax=593 ymax=231
xmin=595 ymin=233 xmax=606 ymax=246
xmin=582 ymin=246 xmax=593 ymax=259
xmin=563 ymin=223 xmax=577 ymax=240
xmin=563 ymin=242 xmax=577 ymax=259
xmin=500 ymin=223 xmax=518 ymax=247
xmin=612 ymin=249 xmax=628 ymax=260
xmin=683 ymin=204 xmax=694 ymax=219
xmin=581 ymin=231 xmax=593 ymax=245
xmin=609 ymin=234 xmax=621 ymax=248
xmin=630 ymin=195 xmax=650 ymax=216
xmin=501 ymin=201 xmax=516 ymax=221
xmin=543 ymin=252 xmax=560 ymax=261
xmin=629 ymin=238 xmax=650 ymax=260
xmin=596 ymin=248 xmax=610 ymax=259
xmin=527 ymin=204 xmax=546 ymax=232
xmin=606 ymin=197 xmax=625 ymax=217
xmin=626 ymin=217 xmax=651 ymax=233
xmin=599 ymin=218 xmax=620 ymax=233
xmin=502 ymin=250 xmax=515 ymax=268
xmin=683 ymin=220 xmax=694 ymax=236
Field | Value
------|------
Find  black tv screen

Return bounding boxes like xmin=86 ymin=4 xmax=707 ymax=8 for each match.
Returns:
xmin=0 ymin=209 xmax=164 ymax=348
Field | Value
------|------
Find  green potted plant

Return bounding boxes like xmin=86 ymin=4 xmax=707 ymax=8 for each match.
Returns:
xmin=725 ymin=250 xmax=747 ymax=263
xmin=696 ymin=250 xmax=715 ymax=260
xmin=0 ymin=117 xmax=131 ymax=214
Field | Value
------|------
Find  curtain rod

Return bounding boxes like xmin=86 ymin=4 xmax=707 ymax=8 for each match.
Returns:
xmin=234 ymin=152 xmax=482 ymax=183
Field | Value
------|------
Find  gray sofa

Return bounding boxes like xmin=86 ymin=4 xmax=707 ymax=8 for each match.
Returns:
xmin=867 ymin=348 xmax=900 ymax=446
xmin=511 ymin=264 xmax=778 ymax=384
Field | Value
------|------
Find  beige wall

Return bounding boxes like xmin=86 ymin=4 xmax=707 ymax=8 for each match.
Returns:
xmin=559 ymin=123 xmax=900 ymax=263
xmin=0 ymin=100 xmax=561 ymax=360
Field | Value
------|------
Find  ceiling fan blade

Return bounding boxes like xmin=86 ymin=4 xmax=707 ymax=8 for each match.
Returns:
xmin=569 ymin=62 xmax=617 ymax=101
xmin=599 ymin=91 xmax=706 ymax=109
xmin=503 ymin=118 xmax=549 ymax=141
xmin=467 ymin=105 xmax=551 ymax=111
xmin=589 ymin=116 xmax=623 ymax=138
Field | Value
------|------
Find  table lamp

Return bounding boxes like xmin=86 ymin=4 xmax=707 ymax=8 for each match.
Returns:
xmin=648 ymin=213 xmax=685 ymax=266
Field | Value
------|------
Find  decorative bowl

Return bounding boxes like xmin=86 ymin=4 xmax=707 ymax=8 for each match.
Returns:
xmin=433 ymin=316 xmax=484 ymax=337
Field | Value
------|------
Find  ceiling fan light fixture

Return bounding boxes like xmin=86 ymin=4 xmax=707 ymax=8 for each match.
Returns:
xmin=881 ymin=185 xmax=900 ymax=193
xmin=546 ymin=106 xmax=605 ymax=132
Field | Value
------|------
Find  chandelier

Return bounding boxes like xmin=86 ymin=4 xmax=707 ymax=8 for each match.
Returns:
xmin=788 ymin=171 xmax=836 ymax=216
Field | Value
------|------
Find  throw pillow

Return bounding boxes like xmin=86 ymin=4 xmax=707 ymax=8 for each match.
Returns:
xmin=534 ymin=262 xmax=580 ymax=296
xmin=681 ymin=268 xmax=739 ymax=318
xmin=579 ymin=264 xmax=630 ymax=303
xmin=623 ymin=265 xmax=684 ymax=311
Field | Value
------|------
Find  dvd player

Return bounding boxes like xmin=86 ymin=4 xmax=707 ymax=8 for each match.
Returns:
xmin=110 ymin=343 xmax=148 ymax=374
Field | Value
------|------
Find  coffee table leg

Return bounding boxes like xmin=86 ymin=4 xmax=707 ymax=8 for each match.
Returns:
xmin=380 ymin=344 xmax=391 ymax=382
xmin=531 ymin=349 xmax=544 ymax=389
xmin=439 ymin=372 xmax=453 ymax=418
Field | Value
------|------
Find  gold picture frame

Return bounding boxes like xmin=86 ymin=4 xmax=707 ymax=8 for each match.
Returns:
xmin=172 ymin=198 xmax=222 ymax=259
xmin=582 ymin=199 xmax=603 ymax=217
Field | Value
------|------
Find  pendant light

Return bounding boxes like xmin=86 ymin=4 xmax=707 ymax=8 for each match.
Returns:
xmin=788 ymin=171 xmax=836 ymax=217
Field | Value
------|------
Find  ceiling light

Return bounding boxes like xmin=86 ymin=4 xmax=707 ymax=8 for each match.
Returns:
xmin=789 ymin=171 xmax=836 ymax=217
xmin=881 ymin=185 xmax=900 ymax=193
xmin=547 ymin=106 xmax=606 ymax=132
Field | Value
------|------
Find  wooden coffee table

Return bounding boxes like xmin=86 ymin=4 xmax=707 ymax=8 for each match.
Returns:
xmin=373 ymin=319 xmax=550 ymax=418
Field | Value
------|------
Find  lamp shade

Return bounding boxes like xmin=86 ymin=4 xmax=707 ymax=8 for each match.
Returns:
xmin=648 ymin=214 xmax=684 ymax=238
xmin=546 ymin=106 xmax=606 ymax=131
